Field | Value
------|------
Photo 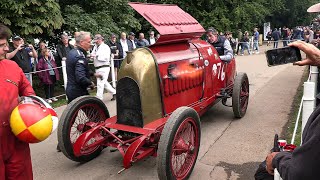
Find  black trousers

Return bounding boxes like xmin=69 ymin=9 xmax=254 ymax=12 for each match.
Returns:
xmin=236 ymin=43 xmax=241 ymax=55
xmin=44 ymin=75 xmax=56 ymax=99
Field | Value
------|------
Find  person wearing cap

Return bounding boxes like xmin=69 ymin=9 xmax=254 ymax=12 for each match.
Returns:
xmin=6 ymin=35 xmax=38 ymax=83
xmin=91 ymin=34 xmax=116 ymax=101
xmin=128 ymin=32 xmax=137 ymax=49
xmin=0 ymin=24 xmax=35 ymax=180
xmin=206 ymin=28 xmax=233 ymax=62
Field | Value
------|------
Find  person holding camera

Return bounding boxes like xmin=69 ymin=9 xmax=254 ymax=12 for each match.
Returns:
xmin=255 ymin=41 xmax=320 ymax=180
xmin=6 ymin=35 xmax=38 ymax=83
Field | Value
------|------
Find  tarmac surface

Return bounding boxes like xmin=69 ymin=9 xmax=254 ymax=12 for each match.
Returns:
xmin=31 ymin=48 xmax=305 ymax=180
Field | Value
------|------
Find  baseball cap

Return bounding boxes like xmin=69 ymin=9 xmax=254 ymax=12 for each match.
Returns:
xmin=13 ymin=35 xmax=22 ymax=41
xmin=129 ymin=32 xmax=135 ymax=36
xmin=111 ymin=33 xmax=116 ymax=38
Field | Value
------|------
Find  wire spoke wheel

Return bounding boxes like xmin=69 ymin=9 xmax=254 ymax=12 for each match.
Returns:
xmin=58 ymin=96 xmax=110 ymax=162
xmin=157 ymin=107 xmax=200 ymax=180
xmin=69 ymin=104 xmax=106 ymax=155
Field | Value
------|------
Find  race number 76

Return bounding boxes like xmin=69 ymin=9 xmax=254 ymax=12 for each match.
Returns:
xmin=212 ymin=62 xmax=225 ymax=81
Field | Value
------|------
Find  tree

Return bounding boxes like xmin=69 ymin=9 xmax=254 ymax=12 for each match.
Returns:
xmin=59 ymin=0 xmax=141 ymax=39
xmin=0 ymin=0 xmax=63 ymax=37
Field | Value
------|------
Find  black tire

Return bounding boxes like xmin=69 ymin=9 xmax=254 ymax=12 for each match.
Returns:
xmin=157 ymin=107 xmax=201 ymax=180
xmin=232 ymin=72 xmax=249 ymax=118
xmin=57 ymin=96 xmax=110 ymax=162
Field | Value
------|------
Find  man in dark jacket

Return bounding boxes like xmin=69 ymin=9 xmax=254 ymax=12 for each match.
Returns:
xmin=137 ymin=33 xmax=149 ymax=47
xmin=6 ymin=35 xmax=38 ymax=83
xmin=56 ymin=34 xmax=74 ymax=69
xmin=65 ymin=31 xmax=100 ymax=103
xmin=263 ymin=40 xmax=320 ymax=180
xmin=206 ymin=28 xmax=233 ymax=62
xmin=272 ymin=28 xmax=281 ymax=48
xmin=128 ymin=32 xmax=138 ymax=49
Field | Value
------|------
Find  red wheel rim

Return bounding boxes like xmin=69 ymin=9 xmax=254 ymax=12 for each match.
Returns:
xmin=240 ymin=79 xmax=249 ymax=113
xmin=69 ymin=104 xmax=106 ymax=155
xmin=170 ymin=117 xmax=199 ymax=179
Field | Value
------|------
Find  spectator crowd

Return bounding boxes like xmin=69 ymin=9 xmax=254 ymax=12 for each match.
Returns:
xmin=6 ymin=24 xmax=320 ymax=104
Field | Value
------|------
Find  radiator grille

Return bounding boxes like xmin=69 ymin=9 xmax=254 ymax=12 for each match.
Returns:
xmin=116 ymin=77 xmax=143 ymax=127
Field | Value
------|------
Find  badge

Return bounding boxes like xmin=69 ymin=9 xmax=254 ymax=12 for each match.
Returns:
xmin=204 ymin=60 xmax=209 ymax=66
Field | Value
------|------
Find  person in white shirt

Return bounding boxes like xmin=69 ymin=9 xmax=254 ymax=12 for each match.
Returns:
xmin=91 ymin=34 xmax=116 ymax=101
xmin=148 ymin=31 xmax=156 ymax=45
xmin=119 ymin=32 xmax=129 ymax=58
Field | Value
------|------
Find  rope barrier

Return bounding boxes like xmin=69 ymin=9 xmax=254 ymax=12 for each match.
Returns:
xmin=28 ymin=58 xmax=123 ymax=102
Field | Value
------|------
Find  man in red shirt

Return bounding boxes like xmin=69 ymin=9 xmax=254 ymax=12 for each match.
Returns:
xmin=0 ymin=24 xmax=35 ymax=180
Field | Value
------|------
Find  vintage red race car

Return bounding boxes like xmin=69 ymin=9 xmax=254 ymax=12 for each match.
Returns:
xmin=57 ymin=2 xmax=249 ymax=180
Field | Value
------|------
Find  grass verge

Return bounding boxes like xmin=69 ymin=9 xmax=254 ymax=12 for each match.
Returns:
xmin=282 ymin=67 xmax=309 ymax=146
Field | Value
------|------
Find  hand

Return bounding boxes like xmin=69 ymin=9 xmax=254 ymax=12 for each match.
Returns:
xmin=289 ymin=41 xmax=320 ymax=66
xmin=28 ymin=44 xmax=34 ymax=50
xmin=89 ymin=82 xmax=95 ymax=90
xmin=17 ymin=44 xmax=24 ymax=50
xmin=265 ymin=152 xmax=279 ymax=175
xmin=94 ymin=73 xmax=102 ymax=79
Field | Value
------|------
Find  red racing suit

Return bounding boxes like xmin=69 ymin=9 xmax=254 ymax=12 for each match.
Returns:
xmin=0 ymin=59 xmax=35 ymax=180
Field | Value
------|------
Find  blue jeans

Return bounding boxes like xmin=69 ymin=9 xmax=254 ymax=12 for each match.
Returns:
xmin=274 ymin=41 xmax=279 ymax=48
xmin=253 ymin=40 xmax=259 ymax=51
xmin=24 ymin=73 xmax=32 ymax=86
xmin=241 ymin=42 xmax=251 ymax=55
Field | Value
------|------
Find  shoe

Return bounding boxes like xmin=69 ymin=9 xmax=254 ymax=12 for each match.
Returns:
xmin=47 ymin=99 xmax=53 ymax=103
xmin=240 ymin=54 xmax=244 ymax=56
xmin=57 ymin=144 xmax=61 ymax=152
xmin=111 ymin=94 xmax=116 ymax=101
xmin=52 ymin=97 xmax=58 ymax=102
xmin=256 ymin=51 xmax=260 ymax=54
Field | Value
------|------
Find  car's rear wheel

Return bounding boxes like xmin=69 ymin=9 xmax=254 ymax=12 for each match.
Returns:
xmin=232 ymin=72 xmax=249 ymax=118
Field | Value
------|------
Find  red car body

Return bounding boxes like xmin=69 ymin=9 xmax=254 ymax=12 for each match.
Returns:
xmin=58 ymin=3 xmax=248 ymax=180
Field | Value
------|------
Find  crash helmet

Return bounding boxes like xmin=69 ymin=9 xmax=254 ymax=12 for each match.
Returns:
xmin=10 ymin=95 xmax=58 ymax=143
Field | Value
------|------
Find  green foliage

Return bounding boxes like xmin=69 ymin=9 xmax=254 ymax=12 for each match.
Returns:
xmin=60 ymin=0 xmax=141 ymax=39
xmin=0 ymin=0 xmax=63 ymax=37
xmin=272 ymin=0 xmax=319 ymax=28
xmin=0 ymin=0 xmax=319 ymax=41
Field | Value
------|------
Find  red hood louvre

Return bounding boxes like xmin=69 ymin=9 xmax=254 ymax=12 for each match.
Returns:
xmin=129 ymin=2 xmax=205 ymax=45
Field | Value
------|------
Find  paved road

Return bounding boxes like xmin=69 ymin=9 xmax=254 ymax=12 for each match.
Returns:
xmin=31 ymin=50 xmax=305 ymax=180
